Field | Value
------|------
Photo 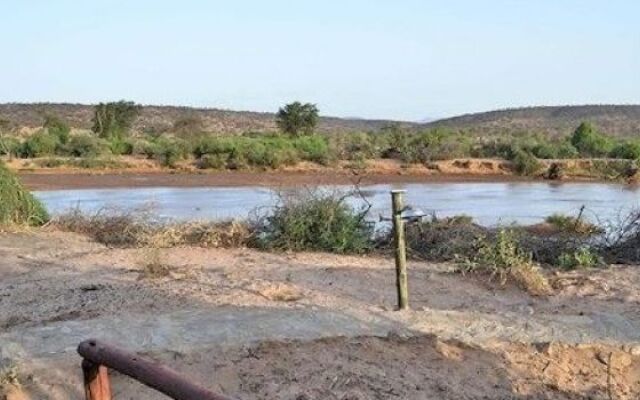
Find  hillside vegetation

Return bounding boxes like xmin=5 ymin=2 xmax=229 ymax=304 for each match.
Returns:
xmin=426 ymin=105 xmax=640 ymax=137
xmin=0 ymin=103 xmax=408 ymax=134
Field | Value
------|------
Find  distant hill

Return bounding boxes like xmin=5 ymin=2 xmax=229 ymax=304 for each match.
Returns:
xmin=3 ymin=103 xmax=640 ymax=137
xmin=0 ymin=103 xmax=411 ymax=135
xmin=425 ymin=105 xmax=640 ymax=137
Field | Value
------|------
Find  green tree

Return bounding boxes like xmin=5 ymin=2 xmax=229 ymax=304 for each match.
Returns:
xmin=276 ymin=102 xmax=319 ymax=137
xmin=91 ymin=101 xmax=142 ymax=139
xmin=570 ymin=122 xmax=613 ymax=157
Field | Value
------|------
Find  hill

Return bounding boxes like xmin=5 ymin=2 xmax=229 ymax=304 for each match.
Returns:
xmin=425 ymin=105 xmax=640 ymax=137
xmin=0 ymin=103 xmax=411 ymax=135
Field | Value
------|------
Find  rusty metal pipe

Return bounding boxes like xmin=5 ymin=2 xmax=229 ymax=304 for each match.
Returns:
xmin=78 ymin=339 xmax=234 ymax=400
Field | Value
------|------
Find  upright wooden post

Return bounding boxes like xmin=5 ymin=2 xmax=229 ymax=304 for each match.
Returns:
xmin=391 ymin=190 xmax=409 ymax=310
xmin=82 ymin=360 xmax=112 ymax=400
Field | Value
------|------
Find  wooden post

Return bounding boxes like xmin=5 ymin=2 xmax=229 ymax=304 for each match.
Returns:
xmin=82 ymin=360 xmax=112 ymax=400
xmin=391 ymin=190 xmax=409 ymax=310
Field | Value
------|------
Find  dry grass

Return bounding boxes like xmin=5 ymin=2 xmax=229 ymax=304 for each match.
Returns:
xmin=0 ymin=363 xmax=21 ymax=392
xmin=258 ymin=284 xmax=304 ymax=302
xmin=52 ymin=208 xmax=252 ymax=248
xmin=137 ymin=247 xmax=172 ymax=279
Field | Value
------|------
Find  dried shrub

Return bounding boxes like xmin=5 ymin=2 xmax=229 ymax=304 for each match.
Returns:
xmin=138 ymin=247 xmax=171 ymax=279
xmin=53 ymin=208 xmax=251 ymax=248
xmin=392 ymin=215 xmax=487 ymax=262
xmin=599 ymin=209 xmax=640 ymax=263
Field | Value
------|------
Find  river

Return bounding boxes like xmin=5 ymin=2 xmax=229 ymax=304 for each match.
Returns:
xmin=33 ymin=182 xmax=640 ymax=226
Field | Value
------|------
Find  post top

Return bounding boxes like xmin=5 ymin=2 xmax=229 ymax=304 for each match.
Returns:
xmin=390 ymin=190 xmax=407 ymax=194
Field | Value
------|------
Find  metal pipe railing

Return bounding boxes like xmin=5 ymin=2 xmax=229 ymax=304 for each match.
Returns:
xmin=78 ymin=339 xmax=235 ymax=400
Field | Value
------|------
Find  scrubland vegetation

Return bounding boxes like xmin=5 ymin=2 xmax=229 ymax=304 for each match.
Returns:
xmin=2 ymin=102 xmax=640 ymax=181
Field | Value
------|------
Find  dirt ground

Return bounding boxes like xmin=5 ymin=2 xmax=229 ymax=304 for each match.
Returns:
xmin=1 ymin=230 xmax=640 ymax=399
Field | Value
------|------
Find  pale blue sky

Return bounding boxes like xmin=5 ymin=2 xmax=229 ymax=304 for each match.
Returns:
xmin=1 ymin=0 xmax=638 ymax=120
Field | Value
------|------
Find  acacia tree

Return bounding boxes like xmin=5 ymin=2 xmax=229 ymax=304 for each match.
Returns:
xmin=91 ymin=101 xmax=142 ymax=139
xmin=276 ymin=101 xmax=319 ymax=137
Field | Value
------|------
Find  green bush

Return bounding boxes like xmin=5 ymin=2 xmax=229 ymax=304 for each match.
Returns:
xmin=65 ymin=134 xmax=107 ymax=157
xmin=0 ymin=162 xmax=49 ymax=226
xmin=0 ymin=136 xmax=21 ymax=157
xmin=109 ymin=137 xmax=134 ymax=155
xmin=43 ymin=115 xmax=70 ymax=144
xmin=570 ymin=122 xmax=613 ymax=157
xmin=19 ymin=131 xmax=59 ymax=158
xmin=511 ymin=149 xmax=542 ymax=176
xmin=531 ymin=141 xmax=578 ymax=159
xmin=146 ymin=137 xmax=190 ymax=168
xmin=198 ymin=153 xmax=227 ymax=169
xmin=557 ymin=248 xmax=602 ymax=270
xmin=293 ymin=135 xmax=332 ymax=164
xmin=610 ymin=140 xmax=640 ymax=160
xmin=255 ymin=190 xmax=372 ymax=253
xmin=545 ymin=213 xmax=601 ymax=235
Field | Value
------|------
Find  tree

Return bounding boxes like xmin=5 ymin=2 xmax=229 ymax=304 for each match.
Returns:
xmin=570 ymin=122 xmax=613 ymax=157
xmin=276 ymin=102 xmax=319 ymax=137
xmin=91 ymin=101 xmax=142 ymax=139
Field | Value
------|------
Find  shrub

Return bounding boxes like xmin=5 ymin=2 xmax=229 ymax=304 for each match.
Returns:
xmin=610 ymin=141 xmax=640 ymax=160
xmin=0 ymin=136 xmax=21 ymax=157
xmin=254 ymin=190 xmax=372 ymax=253
xmin=293 ymin=135 xmax=332 ymax=164
xmin=511 ymin=149 xmax=542 ymax=176
xmin=545 ymin=213 xmax=601 ymax=235
xmin=465 ymin=229 xmax=551 ymax=295
xmin=557 ymin=248 xmax=602 ymax=270
xmin=19 ymin=131 xmax=59 ymax=157
xmin=397 ymin=215 xmax=486 ymax=261
xmin=198 ymin=153 xmax=227 ymax=169
xmin=65 ymin=134 xmax=107 ymax=157
xmin=0 ymin=162 xmax=49 ymax=226
xmin=43 ymin=115 xmax=70 ymax=144
xmin=531 ymin=140 xmax=578 ymax=159
xmin=570 ymin=122 xmax=613 ymax=157
xmin=109 ymin=137 xmax=134 ymax=155
xmin=143 ymin=137 xmax=190 ymax=168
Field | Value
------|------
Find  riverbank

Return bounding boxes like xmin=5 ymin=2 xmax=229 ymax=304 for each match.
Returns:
xmin=9 ymin=157 xmax=635 ymax=190
xmin=1 ymin=230 xmax=639 ymax=399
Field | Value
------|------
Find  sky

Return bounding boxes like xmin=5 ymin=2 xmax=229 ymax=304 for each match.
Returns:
xmin=1 ymin=0 xmax=638 ymax=121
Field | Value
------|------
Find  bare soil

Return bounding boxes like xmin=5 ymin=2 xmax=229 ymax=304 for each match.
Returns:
xmin=1 ymin=230 xmax=640 ymax=399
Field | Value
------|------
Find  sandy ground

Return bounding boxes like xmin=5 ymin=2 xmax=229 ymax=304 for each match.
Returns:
xmin=1 ymin=230 xmax=640 ymax=399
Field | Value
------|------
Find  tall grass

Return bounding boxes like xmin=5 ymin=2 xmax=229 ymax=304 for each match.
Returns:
xmin=0 ymin=162 xmax=49 ymax=226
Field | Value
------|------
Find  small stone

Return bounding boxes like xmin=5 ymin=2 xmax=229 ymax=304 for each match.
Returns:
xmin=629 ymin=345 xmax=640 ymax=356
